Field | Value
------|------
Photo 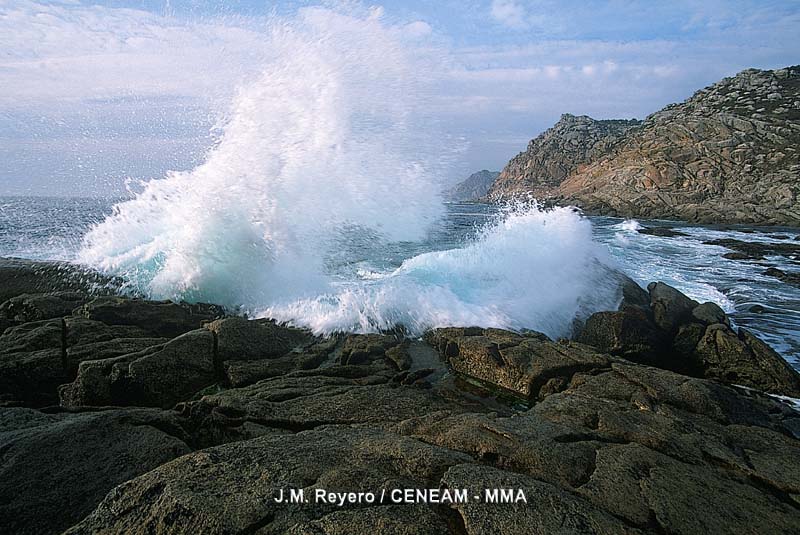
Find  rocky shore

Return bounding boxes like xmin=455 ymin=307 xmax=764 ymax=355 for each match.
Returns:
xmin=2 ymin=258 xmax=800 ymax=534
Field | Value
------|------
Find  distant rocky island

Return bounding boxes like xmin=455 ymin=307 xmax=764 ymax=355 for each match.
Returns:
xmin=488 ymin=66 xmax=800 ymax=226
xmin=447 ymin=169 xmax=500 ymax=201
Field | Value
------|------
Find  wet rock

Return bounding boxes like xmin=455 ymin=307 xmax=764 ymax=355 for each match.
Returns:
xmin=577 ymin=307 xmax=667 ymax=365
xmin=385 ymin=342 xmax=413 ymax=370
xmin=750 ymin=304 xmax=767 ymax=313
xmin=723 ymin=251 xmax=762 ymax=261
xmin=60 ymin=329 xmax=217 ymax=409
xmin=0 ymin=291 xmax=90 ymax=323
xmin=616 ymin=274 xmax=650 ymax=310
xmin=205 ymin=316 xmax=312 ymax=361
xmin=77 ymin=296 xmax=223 ymax=338
xmin=0 ymin=407 xmax=192 ymax=535
xmin=763 ymin=267 xmax=800 ymax=287
xmin=693 ymin=324 xmax=800 ymax=397
xmin=426 ymin=327 xmax=611 ymax=401
xmin=648 ymin=281 xmax=699 ymax=332
xmin=0 ymin=319 xmax=66 ymax=406
xmin=637 ymin=226 xmax=689 ymax=237
xmin=0 ymin=258 xmax=118 ymax=304
xmin=706 ymin=238 xmax=800 ymax=259
xmin=691 ymin=301 xmax=729 ymax=326
xmin=340 ymin=333 xmax=401 ymax=365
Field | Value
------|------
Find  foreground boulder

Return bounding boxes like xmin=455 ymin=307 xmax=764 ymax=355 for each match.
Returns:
xmin=0 ymin=407 xmax=193 ymax=535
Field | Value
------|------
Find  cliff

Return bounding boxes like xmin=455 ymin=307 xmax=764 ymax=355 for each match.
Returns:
xmin=491 ymin=66 xmax=800 ymax=225
xmin=447 ymin=169 xmax=499 ymax=201
xmin=487 ymin=114 xmax=641 ymax=199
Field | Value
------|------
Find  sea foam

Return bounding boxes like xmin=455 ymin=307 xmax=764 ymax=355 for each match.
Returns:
xmin=79 ymin=6 xmax=622 ymax=338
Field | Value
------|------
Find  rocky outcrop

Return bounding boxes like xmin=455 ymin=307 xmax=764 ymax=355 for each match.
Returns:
xmin=490 ymin=66 xmax=800 ymax=226
xmin=577 ymin=281 xmax=800 ymax=397
xmin=0 ymin=257 xmax=118 ymax=304
xmin=0 ymin=407 xmax=193 ymax=535
xmin=447 ymin=169 xmax=500 ymax=201
xmin=1 ymin=259 xmax=800 ymax=534
xmin=487 ymin=114 xmax=641 ymax=199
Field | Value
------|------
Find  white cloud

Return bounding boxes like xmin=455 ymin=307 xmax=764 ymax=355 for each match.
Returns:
xmin=490 ymin=0 xmax=528 ymax=30
xmin=0 ymin=0 xmax=798 ymax=191
xmin=403 ymin=20 xmax=432 ymax=38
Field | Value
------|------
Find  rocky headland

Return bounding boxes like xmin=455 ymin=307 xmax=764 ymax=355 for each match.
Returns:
xmin=1 ymin=257 xmax=800 ymax=534
xmin=447 ymin=170 xmax=500 ymax=202
xmin=489 ymin=66 xmax=800 ymax=226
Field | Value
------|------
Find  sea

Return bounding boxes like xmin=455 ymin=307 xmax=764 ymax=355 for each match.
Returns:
xmin=1 ymin=196 xmax=798 ymax=370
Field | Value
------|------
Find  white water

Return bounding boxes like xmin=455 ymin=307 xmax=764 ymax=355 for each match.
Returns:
xmin=265 ymin=204 xmax=621 ymax=337
xmin=79 ymin=7 xmax=622 ymax=338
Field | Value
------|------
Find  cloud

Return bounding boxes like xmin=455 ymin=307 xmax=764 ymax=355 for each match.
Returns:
xmin=0 ymin=0 xmax=798 ymax=192
xmin=490 ymin=0 xmax=528 ymax=30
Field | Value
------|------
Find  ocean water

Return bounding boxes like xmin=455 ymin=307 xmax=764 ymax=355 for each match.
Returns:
xmin=1 ymin=196 xmax=798 ymax=369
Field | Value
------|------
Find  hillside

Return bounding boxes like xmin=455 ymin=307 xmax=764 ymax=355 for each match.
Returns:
xmin=488 ymin=114 xmax=640 ymax=199
xmin=491 ymin=66 xmax=800 ymax=225
xmin=447 ymin=169 xmax=500 ymax=201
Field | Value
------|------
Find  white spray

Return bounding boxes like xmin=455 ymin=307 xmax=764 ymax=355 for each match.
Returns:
xmin=80 ymin=6 xmax=622 ymax=338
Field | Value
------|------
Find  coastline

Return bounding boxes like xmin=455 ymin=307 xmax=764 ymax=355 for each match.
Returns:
xmin=1 ymin=258 xmax=799 ymax=533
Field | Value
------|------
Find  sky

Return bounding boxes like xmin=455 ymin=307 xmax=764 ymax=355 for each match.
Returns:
xmin=1 ymin=0 xmax=798 ymax=196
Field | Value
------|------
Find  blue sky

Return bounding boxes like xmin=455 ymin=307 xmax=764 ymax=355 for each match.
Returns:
xmin=1 ymin=0 xmax=798 ymax=196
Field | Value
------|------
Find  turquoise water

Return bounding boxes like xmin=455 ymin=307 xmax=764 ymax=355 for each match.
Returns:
xmin=1 ymin=196 xmax=798 ymax=368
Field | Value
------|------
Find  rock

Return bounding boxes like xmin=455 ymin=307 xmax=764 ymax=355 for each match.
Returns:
xmin=426 ymin=327 xmax=611 ymax=401
xmin=648 ymin=281 xmax=699 ymax=332
xmin=692 ymin=301 xmax=729 ymax=326
xmin=60 ymin=329 xmax=217 ymax=409
xmin=205 ymin=316 xmax=311 ymax=361
xmin=693 ymin=324 xmax=800 ymax=397
xmin=577 ymin=307 xmax=666 ymax=365
xmin=64 ymin=426 xmax=472 ymax=534
xmin=0 ymin=291 xmax=91 ymax=323
xmin=723 ymin=251 xmax=762 ymax=261
xmin=637 ymin=226 xmax=689 ymax=237
xmin=385 ymin=342 xmax=413 ymax=371
xmin=77 ymin=296 xmax=223 ymax=338
xmin=763 ymin=267 xmax=800 ymax=287
xmin=442 ymin=464 xmax=637 ymax=535
xmin=491 ymin=66 xmax=800 ymax=225
xmin=487 ymin=114 xmax=641 ymax=200
xmin=222 ymin=351 xmax=328 ymax=388
xmin=447 ymin=169 xmax=500 ymax=202
xmin=0 ymin=258 xmax=118 ymax=304
xmin=0 ymin=319 xmax=66 ymax=406
xmin=616 ymin=274 xmax=650 ymax=310
xmin=287 ymin=506 xmax=450 ymax=535
xmin=750 ymin=304 xmax=767 ymax=313
xmin=706 ymin=238 xmax=800 ymax=259
xmin=340 ymin=333 xmax=400 ymax=365
xmin=190 ymin=367 xmax=462 ymax=430
xmin=0 ymin=315 xmax=169 ymax=406
xmin=0 ymin=407 xmax=192 ymax=535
